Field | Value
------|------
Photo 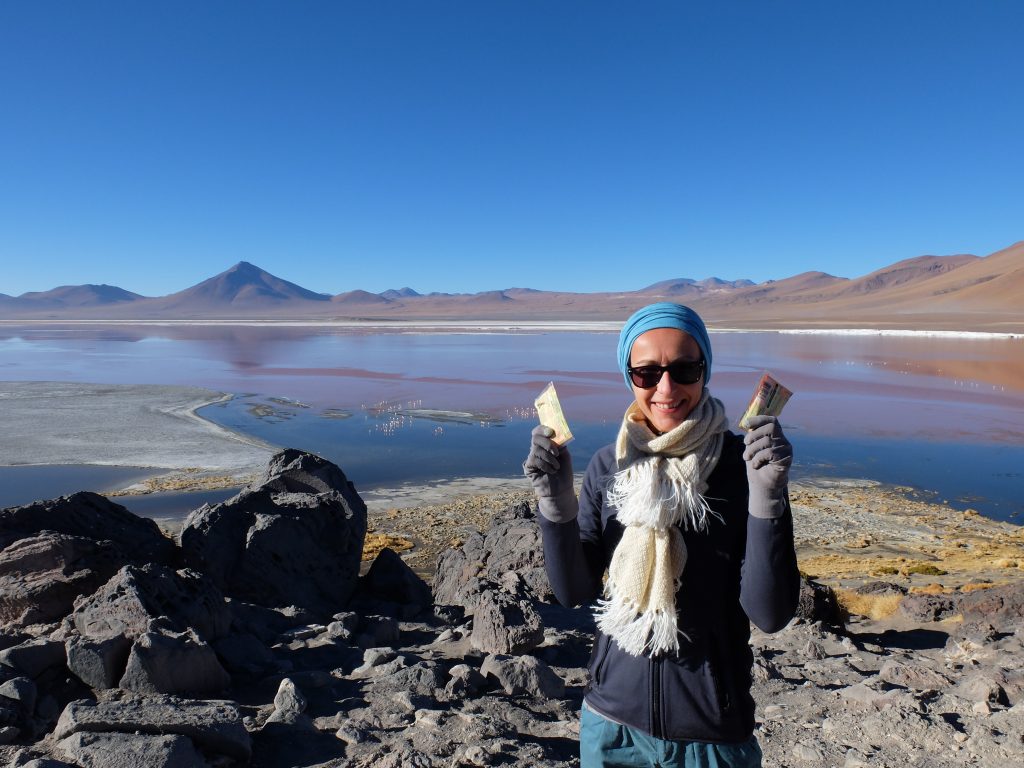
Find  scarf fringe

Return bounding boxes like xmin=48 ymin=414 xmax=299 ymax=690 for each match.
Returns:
xmin=606 ymin=459 xmax=719 ymax=531
xmin=596 ymin=392 xmax=727 ymax=659
xmin=594 ymin=599 xmax=687 ymax=656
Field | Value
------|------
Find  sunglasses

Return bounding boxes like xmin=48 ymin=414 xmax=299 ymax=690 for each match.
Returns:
xmin=627 ymin=359 xmax=705 ymax=389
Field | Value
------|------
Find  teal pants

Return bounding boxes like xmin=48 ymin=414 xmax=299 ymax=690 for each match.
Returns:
xmin=580 ymin=704 xmax=763 ymax=768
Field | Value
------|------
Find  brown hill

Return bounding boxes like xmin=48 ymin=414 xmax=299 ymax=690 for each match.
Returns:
xmin=767 ymin=242 xmax=1024 ymax=328
xmin=331 ymin=290 xmax=394 ymax=306
xmin=717 ymin=271 xmax=847 ymax=307
xmin=640 ymin=277 xmax=755 ymax=296
xmin=152 ymin=262 xmax=330 ymax=312
xmin=886 ymin=241 xmax=1024 ymax=310
xmin=18 ymin=284 xmax=144 ymax=307
xmin=1 ymin=242 xmax=1021 ymax=331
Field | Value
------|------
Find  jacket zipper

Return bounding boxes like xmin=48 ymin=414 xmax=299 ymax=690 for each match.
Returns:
xmin=709 ymin=644 xmax=732 ymax=715
xmin=650 ymin=656 xmax=663 ymax=739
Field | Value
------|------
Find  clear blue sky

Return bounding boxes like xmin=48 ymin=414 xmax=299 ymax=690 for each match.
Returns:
xmin=1 ymin=1 xmax=1021 ymax=297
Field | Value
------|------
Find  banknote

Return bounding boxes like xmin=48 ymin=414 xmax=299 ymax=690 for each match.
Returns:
xmin=534 ymin=382 xmax=574 ymax=446
xmin=739 ymin=372 xmax=793 ymax=430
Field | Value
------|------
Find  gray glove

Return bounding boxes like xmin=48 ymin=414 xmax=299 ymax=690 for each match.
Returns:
xmin=523 ymin=425 xmax=579 ymax=523
xmin=742 ymin=415 xmax=793 ymax=519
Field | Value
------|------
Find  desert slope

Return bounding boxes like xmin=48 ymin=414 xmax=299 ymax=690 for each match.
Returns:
xmin=1 ymin=242 xmax=1021 ymax=331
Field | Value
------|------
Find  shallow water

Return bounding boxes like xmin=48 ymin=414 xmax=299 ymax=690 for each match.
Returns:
xmin=1 ymin=323 xmax=1022 ymax=522
xmin=198 ymin=395 xmax=1023 ymax=523
xmin=0 ymin=464 xmax=155 ymax=508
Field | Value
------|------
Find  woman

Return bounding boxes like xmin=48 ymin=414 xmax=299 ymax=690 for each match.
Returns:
xmin=524 ymin=302 xmax=799 ymax=768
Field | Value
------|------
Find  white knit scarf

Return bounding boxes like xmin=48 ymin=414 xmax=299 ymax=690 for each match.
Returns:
xmin=594 ymin=389 xmax=728 ymax=657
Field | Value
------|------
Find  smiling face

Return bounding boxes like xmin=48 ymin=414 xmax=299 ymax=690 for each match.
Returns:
xmin=629 ymin=327 xmax=705 ymax=434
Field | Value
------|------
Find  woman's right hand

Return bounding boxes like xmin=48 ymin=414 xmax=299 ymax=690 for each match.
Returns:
xmin=523 ymin=425 xmax=579 ymax=523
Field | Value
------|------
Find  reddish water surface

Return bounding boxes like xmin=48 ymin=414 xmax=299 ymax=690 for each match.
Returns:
xmin=2 ymin=323 xmax=1022 ymax=520
xmin=5 ymin=324 xmax=1021 ymax=442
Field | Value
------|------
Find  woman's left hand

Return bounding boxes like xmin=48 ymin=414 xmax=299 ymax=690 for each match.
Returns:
xmin=742 ymin=415 xmax=792 ymax=518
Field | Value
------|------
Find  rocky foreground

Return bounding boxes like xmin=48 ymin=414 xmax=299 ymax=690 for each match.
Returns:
xmin=0 ymin=451 xmax=1021 ymax=767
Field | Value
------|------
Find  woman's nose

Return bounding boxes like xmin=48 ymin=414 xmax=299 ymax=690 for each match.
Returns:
xmin=656 ymin=370 xmax=674 ymax=392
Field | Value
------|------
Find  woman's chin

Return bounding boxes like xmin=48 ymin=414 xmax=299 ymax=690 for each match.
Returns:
xmin=649 ymin=410 xmax=688 ymax=434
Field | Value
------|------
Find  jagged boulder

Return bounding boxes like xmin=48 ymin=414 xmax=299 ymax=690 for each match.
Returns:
xmin=470 ymin=576 xmax=545 ymax=655
xmin=265 ymin=678 xmax=311 ymax=727
xmin=54 ymin=695 xmax=251 ymax=762
xmin=959 ymin=583 xmax=1024 ymax=632
xmin=878 ymin=659 xmax=953 ymax=691
xmin=178 ymin=449 xmax=367 ymax=616
xmin=433 ymin=501 xmax=551 ymax=611
xmin=57 ymin=731 xmax=205 ymax=767
xmin=119 ymin=629 xmax=230 ymax=696
xmin=795 ymin=576 xmax=846 ymax=627
xmin=899 ymin=591 xmax=959 ymax=623
xmin=72 ymin=565 xmax=230 ymax=644
xmin=480 ymin=653 xmax=566 ymax=698
xmin=0 ymin=493 xmax=175 ymax=566
xmin=0 ymin=533 xmax=123 ymax=629
xmin=64 ymin=636 xmax=131 ymax=690
xmin=359 ymin=547 xmax=433 ymax=617
xmin=0 ymin=676 xmax=37 ymax=741
xmin=67 ymin=565 xmax=230 ymax=695
xmin=0 ymin=640 xmax=67 ymax=680
xmin=362 ymin=660 xmax=447 ymax=711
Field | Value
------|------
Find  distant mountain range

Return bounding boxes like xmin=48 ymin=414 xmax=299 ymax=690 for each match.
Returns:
xmin=1 ymin=241 xmax=1022 ymax=331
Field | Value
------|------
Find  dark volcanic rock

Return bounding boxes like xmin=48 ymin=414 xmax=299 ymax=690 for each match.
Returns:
xmin=179 ymin=449 xmax=367 ymax=616
xmin=795 ymin=576 xmax=846 ymax=626
xmin=0 ymin=676 xmax=37 ymax=737
xmin=211 ymin=632 xmax=276 ymax=678
xmin=67 ymin=564 xmax=230 ymax=695
xmin=0 ymin=533 xmax=123 ymax=629
xmin=959 ymin=583 xmax=1024 ymax=631
xmin=54 ymin=695 xmax=251 ymax=762
xmin=853 ymin=581 xmax=908 ymax=597
xmin=0 ymin=640 xmax=66 ymax=679
xmin=480 ymin=653 xmax=566 ymax=698
xmin=471 ymin=579 xmax=545 ymax=655
xmin=360 ymin=548 xmax=433 ymax=615
xmin=119 ymin=629 xmax=230 ymax=696
xmin=363 ymin=660 xmax=447 ymax=710
xmin=433 ymin=501 xmax=552 ymax=611
xmin=72 ymin=564 xmax=230 ymax=644
xmin=57 ymin=731 xmax=205 ymax=767
xmin=0 ymin=492 xmax=174 ymax=566
xmin=899 ymin=592 xmax=960 ymax=623
xmin=65 ymin=636 xmax=131 ymax=690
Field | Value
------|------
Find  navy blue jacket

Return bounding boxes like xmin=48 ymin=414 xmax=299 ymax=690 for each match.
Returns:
xmin=539 ymin=432 xmax=800 ymax=743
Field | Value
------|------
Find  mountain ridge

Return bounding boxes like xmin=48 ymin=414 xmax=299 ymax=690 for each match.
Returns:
xmin=2 ymin=242 xmax=1021 ymax=331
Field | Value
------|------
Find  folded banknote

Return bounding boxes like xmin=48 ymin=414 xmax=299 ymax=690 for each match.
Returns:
xmin=739 ymin=372 xmax=793 ymax=430
xmin=534 ymin=382 xmax=574 ymax=446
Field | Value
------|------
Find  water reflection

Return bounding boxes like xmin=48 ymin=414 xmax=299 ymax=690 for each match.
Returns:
xmin=2 ymin=323 xmax=1023 ymax=521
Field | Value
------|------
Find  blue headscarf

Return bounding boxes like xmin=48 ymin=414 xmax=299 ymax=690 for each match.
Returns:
xmin=616 ymin=302 xmax=712 ymax=390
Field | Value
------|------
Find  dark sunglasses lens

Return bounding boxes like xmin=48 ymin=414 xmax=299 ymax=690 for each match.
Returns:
xmin=630 ymin=368 xmax=662 ymax=388
xmin=668 ymin=361 xmax=703 ymax=385
xmin=628 ymin=361 xmax=703 ymax=388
